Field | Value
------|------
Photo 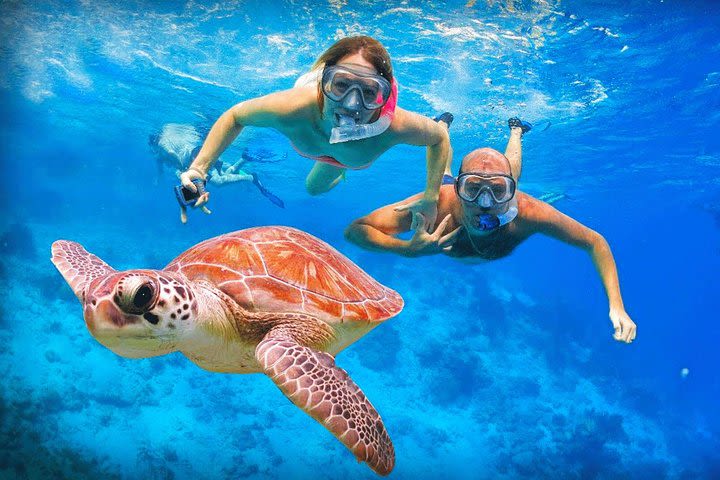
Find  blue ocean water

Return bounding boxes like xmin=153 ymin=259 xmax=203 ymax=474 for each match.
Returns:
xmin=1 ymin=0 xmax=719 ymax=478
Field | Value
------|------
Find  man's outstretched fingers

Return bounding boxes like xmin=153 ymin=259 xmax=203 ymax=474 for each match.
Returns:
xmin=433 ymin=214 xmax=452 ymax=236
xmin=412 ymin=212 xmax=427 ymax=233
xmin=439 ymin=226 xmax=462 ymax=247
xmin=180 ymin=205 xmax=188 ymax=224
xmin=201 ymin=206 xmax=212 ymax=215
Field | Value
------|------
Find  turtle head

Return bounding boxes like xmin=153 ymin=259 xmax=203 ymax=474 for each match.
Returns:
xmin=52 ymin=241 xmax=199 ymax=359
xmin=83 ymin=270 xmax=199 ymax=358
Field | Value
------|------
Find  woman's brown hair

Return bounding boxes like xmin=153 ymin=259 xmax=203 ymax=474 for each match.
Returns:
xmin=312 ymin=36 xmax=393 ymax=115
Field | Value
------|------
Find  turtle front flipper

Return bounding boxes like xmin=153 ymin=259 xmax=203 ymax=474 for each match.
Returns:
xmin=256 ymin=329 xmax=395 ymax=476
xmin=51 ymin=240 xmax=116 ymax=301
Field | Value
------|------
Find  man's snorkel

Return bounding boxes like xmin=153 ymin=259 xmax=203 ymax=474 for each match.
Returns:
xmin=476 ymin=198 xmax=518 ymax=231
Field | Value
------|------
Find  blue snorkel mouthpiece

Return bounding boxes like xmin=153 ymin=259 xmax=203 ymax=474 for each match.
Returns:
xmin=478 ymin=214 xmax=501 ymax=231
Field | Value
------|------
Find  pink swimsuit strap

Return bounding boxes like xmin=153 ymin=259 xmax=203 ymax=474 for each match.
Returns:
xmin=290 ymin=143 xmax=371 ymax=170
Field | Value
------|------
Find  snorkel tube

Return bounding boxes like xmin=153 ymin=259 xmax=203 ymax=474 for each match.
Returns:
xmin=329 ymin=79 xmax=398 ymax=144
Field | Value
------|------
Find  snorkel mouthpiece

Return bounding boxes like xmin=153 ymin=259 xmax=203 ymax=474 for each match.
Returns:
xmin=330 ymin=114 xmax=391 ymax=144
xmin=473 ymin=198 xmax=519 ymax=231
xmin=478 ymin=214 xmax=501 ymax=231
xmin=330 ymin=114 xmax=360 ymax=143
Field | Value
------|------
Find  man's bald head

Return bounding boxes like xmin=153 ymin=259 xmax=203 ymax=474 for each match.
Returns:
xmin=459 ymin=148 xmax=513 ymax=176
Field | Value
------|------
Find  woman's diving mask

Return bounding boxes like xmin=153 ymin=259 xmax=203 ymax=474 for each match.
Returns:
xmin=321 ymin=64 xmax=397 ymax=143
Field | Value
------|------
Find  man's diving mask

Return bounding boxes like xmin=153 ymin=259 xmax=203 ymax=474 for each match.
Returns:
xmin=321 ymin=64 xmax=392 ymax=111
xmin=456 ymin=173 xmax=516 ymax=207
xmin=456 ymin=173 xmax=518 ymax=231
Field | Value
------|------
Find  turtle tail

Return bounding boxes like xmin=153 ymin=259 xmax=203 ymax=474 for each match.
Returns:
xmin=51 ymin=240 xmax=116 ymax=302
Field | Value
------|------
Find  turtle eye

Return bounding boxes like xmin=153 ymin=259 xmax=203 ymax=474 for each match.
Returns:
xmin=133 ymin=284 xmax=155 ymax=312
xmin=116 ymin=280 xmax=157 ymax=315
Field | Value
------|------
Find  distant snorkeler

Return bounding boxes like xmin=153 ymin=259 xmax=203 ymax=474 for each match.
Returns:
xmin=346 ymin=118 xmax=637 ymax=344
xmin=177 ymin=35 xmax=450 ymax=225
xmin=148 ymin=123 xmax=285 ymax=215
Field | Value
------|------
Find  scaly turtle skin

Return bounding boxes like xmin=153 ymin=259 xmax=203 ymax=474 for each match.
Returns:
xmin=51 ymin=226 xmax=403 ymax=476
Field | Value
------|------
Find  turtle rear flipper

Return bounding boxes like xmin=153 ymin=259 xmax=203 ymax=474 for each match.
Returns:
xmin=257 ymin=328 xmax=395 ymax=476
xmin=51 ymin=240 xmax=116 ymax=302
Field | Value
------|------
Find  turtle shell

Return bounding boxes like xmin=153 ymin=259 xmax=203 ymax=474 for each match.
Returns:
xmin=163 ymin=227 xmax=403 ymax=323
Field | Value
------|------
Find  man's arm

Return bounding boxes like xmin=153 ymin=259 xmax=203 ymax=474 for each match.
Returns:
xmin=531 ymin=201 xmax=637 ymax=343
xmin=345 ymin=193 xmax=460 ymax=257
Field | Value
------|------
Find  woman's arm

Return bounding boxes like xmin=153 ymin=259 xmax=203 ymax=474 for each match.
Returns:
xmin=188 ymin=90 xmax=300 ymax=177
xmin=390 ymin=110 xmax=451 ymax=228
xmin=176 ymin=89 xmax=309 ymax=223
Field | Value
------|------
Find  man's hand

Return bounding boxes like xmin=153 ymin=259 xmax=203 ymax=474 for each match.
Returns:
xmin=179 ymin=168 xmax=212 ymax=224
xmin=394 ymin=197 xmax=438 ymax=230
xmin=404 ymin=213 xmax=461 ymax=257
xmin=609 ymin=308 xmax=637 ymax=344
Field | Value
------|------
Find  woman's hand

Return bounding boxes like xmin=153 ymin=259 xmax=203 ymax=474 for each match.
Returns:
xmin=179 ymin=167 xmax=212 ymax=224
xmin=609 ymin=307 xmax=637 ymax=344
xmin=394 ymin=197 xmax=438 ymax=230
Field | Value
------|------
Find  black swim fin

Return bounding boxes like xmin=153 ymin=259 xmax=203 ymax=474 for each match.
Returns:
xmin=433 ymin=112 xmax=454 ymax=128
xmin=251 ymin=173 xmax=285 ymax=208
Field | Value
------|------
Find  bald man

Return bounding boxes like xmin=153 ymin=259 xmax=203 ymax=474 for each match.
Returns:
xmin=345 ymin=120 xmax=637 ymax=343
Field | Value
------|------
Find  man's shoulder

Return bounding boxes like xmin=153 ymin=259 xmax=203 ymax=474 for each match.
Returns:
xmin=516 ymin=191 xmax=557 ymax=232
xmin=437 ymin=184 xmax=461 ymax=222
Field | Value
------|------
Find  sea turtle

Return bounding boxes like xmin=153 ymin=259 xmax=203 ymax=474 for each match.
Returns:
xmin=51 ymin=226 xmax=403 ymax=476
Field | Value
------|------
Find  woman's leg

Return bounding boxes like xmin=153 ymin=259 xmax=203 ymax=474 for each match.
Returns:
xmin=305 ymin=162 xmax=346 ymax=196
xmin=225 ymin=158 xmax=248 ymax=174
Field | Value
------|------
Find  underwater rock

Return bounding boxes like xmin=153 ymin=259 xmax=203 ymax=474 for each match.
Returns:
xmin=0 ymin=389 xmax=121 ymax=479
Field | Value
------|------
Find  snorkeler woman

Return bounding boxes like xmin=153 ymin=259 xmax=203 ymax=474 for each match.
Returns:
xmin=178 ymin=36 xmax=450 ymax=225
